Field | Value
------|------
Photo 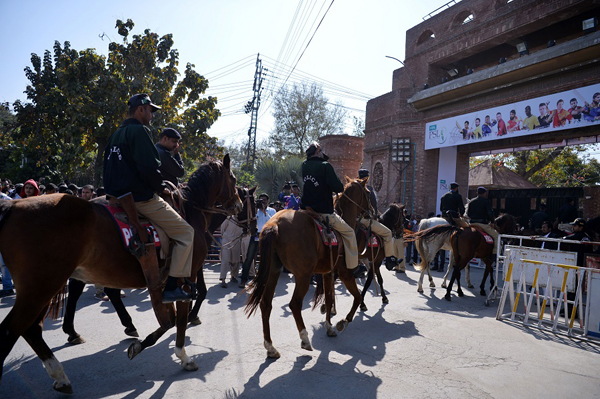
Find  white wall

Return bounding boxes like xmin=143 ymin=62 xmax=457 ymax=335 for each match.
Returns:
xmin=436 ymin=146 xmax=457 ymax=214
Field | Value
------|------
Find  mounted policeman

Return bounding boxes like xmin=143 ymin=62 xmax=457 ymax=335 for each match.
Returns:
xmin=440 ymin=182 xmax=465 ymax=225
xmin=465 ymin=186 xmax=499 ymax=257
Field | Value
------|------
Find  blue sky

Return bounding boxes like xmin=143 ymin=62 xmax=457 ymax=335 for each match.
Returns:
xmin=0 ymin=0 xmax=447 ymax=146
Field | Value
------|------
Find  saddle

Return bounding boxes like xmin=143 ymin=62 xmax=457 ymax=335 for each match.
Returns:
xmin=103 ymin=194 xmax=174 ymax=329
xmin=357 ymin=226 xmax=382 ymax=248
xmin=470 ymin=224 xmax=494 ymax=244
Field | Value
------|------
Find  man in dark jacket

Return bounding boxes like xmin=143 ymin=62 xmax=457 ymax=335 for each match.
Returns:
xmin=440 ymin=182 xmax=465 ymax=224
xmin=156 ymin=128 xmax=185 ymax=186
xmin=301 ymin=142 xmax=361 ymax=278
xmin=530 ymin=203 xmax=549 ymax=234
xmin=357 ymin=168 xmax=399 ymax=270
xmin=103 ymin=93 xmax=194 ymax=303
xmin=466 ymin=186 xmax=498 ymax=254
xmin=558 ymin=197 xmax=578 ymax=223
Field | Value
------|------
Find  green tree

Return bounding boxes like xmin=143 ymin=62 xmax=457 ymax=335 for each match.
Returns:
xmin=269 ymin=82 xmax=347 ymax=157
xmin=10 ymin=19 xmax=221 ymax=186
xmin=470 ymin=144 xmax=600 ymax=187
xmin=254 ymin=156 xmax=304 ymax=200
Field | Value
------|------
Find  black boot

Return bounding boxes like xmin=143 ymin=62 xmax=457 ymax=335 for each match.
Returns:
xmin=162 ymin=276 xmax=192 ymax=303
xmin=384 ymin=256 xmax=397 ymax=271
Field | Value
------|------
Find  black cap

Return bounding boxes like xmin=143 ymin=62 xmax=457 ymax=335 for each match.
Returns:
xmin=477 ymin=186 xmax=487 ymax=194
xmin=160 ymin=128 xmax=181 ymax=140
xmin=358 ymin=169 xmax=369 ymax=179
xmin=128 ymin=93 xmax=161 ymax=112
xmin=570 ymin=217 xmax=586 ymax=227
xmin=306 ymin=142 xmax=321 ymax=158
xmin=450 ymin=182 xmax=459 ymax=189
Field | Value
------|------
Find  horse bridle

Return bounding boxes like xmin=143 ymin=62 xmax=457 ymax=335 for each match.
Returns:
xmin=339 ymin=181 xmax=371 ymax=218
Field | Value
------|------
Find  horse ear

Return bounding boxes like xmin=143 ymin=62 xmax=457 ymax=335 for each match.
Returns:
xmin=223 ymin=153 xmax=231 ymax=169
xmin=359 ymin=177 xmax=368 ymax=186
xmin=345 ymin=176 xmax=352 ymax=184
xmin=250 ymin=186 xmax=257 ymax=195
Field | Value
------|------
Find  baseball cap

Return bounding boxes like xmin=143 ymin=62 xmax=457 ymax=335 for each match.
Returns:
xmin=358 ymin=169 xmax=369 ymax=179
xmin=128 ymin=93 xmax=161 ymax=112
xmin=570 ymin=217 xmax=586 ymax=227
xmin=160 ymin=128 xmax=181 ymax=140
xmin=450 ymin=182 xmax=459 ymax=189
xmin=477 ymin=186 xmax=487 ymax=194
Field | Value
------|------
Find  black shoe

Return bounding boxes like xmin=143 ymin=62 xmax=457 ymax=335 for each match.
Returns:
xmin=0 ymin=289 xmax=15 ymax=298
xmin=384 ymin=256 xmax=397 ymax=271
xmin=162 ymin=287 xmax=192 ymax=303
xmin=239 ymin=279 xmax=247 ymax=289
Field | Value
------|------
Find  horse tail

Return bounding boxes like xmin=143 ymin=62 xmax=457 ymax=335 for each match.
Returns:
xmin=244 ymin=224 xmax=278 ymax=317
xmin=451 ymin=230 xmax=462 ymax=265
xmin=413 ymin=225 xmax=456 ymax=271
xmin=46 ymin=283 xmax=68 ymax=320
xmin=414 ymin=237 xmax=428 ymax=272
xmin=312 ymin=274 xmax=324 ymax=310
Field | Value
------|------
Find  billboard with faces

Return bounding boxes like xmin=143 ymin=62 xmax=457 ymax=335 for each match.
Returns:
xmin=424 ymin=83 xmax=600 ymax=150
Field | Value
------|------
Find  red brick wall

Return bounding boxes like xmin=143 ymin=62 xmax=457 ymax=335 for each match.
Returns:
xmin=319 ymin=135 xmax=364 ymax=181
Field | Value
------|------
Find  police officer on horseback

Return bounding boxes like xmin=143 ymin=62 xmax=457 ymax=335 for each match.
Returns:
xmin=465 ymin=186 xmax=499 ymax=255
xmin=440 ymin=182 xmax=465 ymax=225
xmin=357 ymin=168 xmax=400 ymax=270
xmin=301 ymin=142 xmax=362 ymax=278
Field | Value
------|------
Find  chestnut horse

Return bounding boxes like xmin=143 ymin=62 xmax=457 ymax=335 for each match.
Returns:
xmin=0 ymin=154 xmax=241 ymax=394
xmin=244 ymin=177 xmax=370 ymax=359
xmin=60 ymin=186 xmax=256 ymax=343
xmin=358 ymin=203 xmax=405 ymax=311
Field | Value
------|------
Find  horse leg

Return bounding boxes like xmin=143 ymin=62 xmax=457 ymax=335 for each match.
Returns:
xmin=323 ymin=272 xmax=337 ymax=337
xmin=62 ymin=278 xmax=86 ymax=345
xmin=260 ymin=268 xmax=282 ymax=358
xmin=127 ymin=304 xmax=175 ymax=361
xmin=188 ymin=269 xmax=206 ymax=326
xmin=336 ymin=268 xmax=363 ymax=332
xmin=480 ymin=257 xmax=494 ymax=296
xmin=174 ymin=301 xmax=197 ymax=371
xmin=375 ymin=262 xmax=388 ymax=304
xmin=441 ymin=256 xmax=453 ymax=288
xmin=456 ymin=269 xmax=464 ymax=297
xmin=104 ymin=287 xmax=138 ymax=337
xmin=289 ymin=274 xmax=313 ymax=351
xmin=466 ymin=264 xmax=474 ymax=288
xmin=445 ymin=266 xmax=463 ymax=301
xmin=359 ymin=262 xmax=374 ymax=311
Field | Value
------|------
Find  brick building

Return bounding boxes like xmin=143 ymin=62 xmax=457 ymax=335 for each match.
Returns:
xmin=319 ymin=133 xmax=364 ymax=184
xmin=364 ymin=0 xmax=600 ymax=218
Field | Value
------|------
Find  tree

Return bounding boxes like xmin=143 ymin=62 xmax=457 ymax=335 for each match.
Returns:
xmin=254 ymin=156 xmax=304 ymax=200
xmin=470 ymin=144 xmax=600 ymax=187
xmin=9 ymin=19 xmax=221 ymax=186
xmin=269 ymin=82 xmax=347 ymax=157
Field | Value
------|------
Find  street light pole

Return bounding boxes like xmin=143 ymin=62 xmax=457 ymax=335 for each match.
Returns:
xmin=385 ymin=55 xmax=415 ymax=89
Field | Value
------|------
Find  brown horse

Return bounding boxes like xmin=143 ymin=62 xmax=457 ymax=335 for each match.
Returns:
xmin=0 ymin=154 xmax=241 ymax=394
xmin=358 ymin=203 xmax=405 ymax=311
xmin=444 ymin=214 xmax=516 ymax=301
xmin=244 ymin=177 xmax=370 ymax=359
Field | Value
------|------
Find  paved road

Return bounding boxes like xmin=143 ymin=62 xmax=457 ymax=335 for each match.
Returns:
xmin=1 ymin=262 xmax=599 ymax=398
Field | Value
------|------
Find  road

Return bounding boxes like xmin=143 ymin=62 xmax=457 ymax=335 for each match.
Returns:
xmin=1 ymin=262 xmax=599 ymax=398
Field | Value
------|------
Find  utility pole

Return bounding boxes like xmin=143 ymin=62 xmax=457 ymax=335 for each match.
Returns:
xmin=245 ymin=54 xmax=264 ymax=171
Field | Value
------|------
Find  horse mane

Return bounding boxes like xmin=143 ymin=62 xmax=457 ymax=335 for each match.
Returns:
xmin=182 ymin=160 xmax=223 ymax=208
xmin=494 ymin=213 xmax=516 ymax=234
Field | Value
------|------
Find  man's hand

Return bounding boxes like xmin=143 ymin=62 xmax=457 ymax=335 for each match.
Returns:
xmin=162 ymin=187 xmax=171 ymax=196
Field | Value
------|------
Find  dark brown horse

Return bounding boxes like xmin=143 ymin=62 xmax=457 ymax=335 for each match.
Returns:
xmin=0 ymin=154 xmax=241 ymax=394
xmin=244 ymin=177 xmax=370 ymax=358
xmin=358 ymin=203 xmax=405 ymax=311
xmin=445 ymin=214 xmax=516 ymax=301
xmin=60 ymin=186 xmax=257 ymax=343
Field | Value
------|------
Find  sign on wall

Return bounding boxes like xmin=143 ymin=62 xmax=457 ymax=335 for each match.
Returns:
xmin=425 ymin=83 xmax=600 ymax=150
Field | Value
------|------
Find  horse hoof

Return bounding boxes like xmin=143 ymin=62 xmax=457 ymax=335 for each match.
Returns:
xmin=417 ymin=287 xmax=424 ymax=293
xmin=336 ymin=319 xmax=348 ymax=332
xmin=468 ymin=284 xmax=474 ymax=289
xmin=320 ymin=304 xmax=327 ymax=315
xmin=301 ymin=341 xmax=313 ymax=351
xmin=480 ymin=290 xmax=487 ymax=296
xmin=327 ymin=328 xmax=337 ymax=337
xmin=484 ymin=300 xmax=490 ymax=307
xmin=127 ymin=340 xmax=142 ymax=360
xmin=360 ymin=304 xmax=367 ymax=312
xmin=429 ymin=282 xmax=436 ymax=288
xmin=183 ymin=361 xmax=199 ymax=371
xmin=124 ymin=327 xmax=139 ymax=338
xmin=331 ymin=308 xmax=337 ymax=316
xmin=441 ymin=283 xmax=447 ymax=289
xmin=457 ymin=290 xmax=464 ymax=297
xmin=382 ymin=297 xmax=389 ymax=304
xmin=267 ymin=349 xmax=281 ymax=359
xmin=53 ymin=381 xmax=73 ymax=394
xmin=67 ymin=334 xmax=85 ymax=345
xmin=445 ymin=293 xmax=452 ymax=301
xmin=188 ymin=317 xmax=202 ymax=326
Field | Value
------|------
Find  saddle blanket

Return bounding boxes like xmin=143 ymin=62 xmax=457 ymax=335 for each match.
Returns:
xmin=317 ymin=224 xmax=338 ymax=246
xmin=479 ymin=230 xmax=494 ymax=244
xmin=105 ymin=205 xmax=161 ymax=248
xmin=368 ymin=235 xmax=380 ymax=247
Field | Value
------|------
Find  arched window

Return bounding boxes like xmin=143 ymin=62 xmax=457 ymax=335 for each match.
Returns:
xmin=417 ymin=29 xmax=435 ymax=45
xmin=454 ymin=10 xmax=474 ymax=26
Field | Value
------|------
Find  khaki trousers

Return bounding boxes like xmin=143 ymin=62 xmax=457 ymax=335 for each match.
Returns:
xmin=359 ymin=217 xmax=394 ymax=257
xmin=321 ymin=213 xmax=358 ymax=270
xmin=135 ymin=194 xmax=194 ymax=278
xmin=393 ymin=236 xmax=406 ymax=271
xmin=471 ymin=222 xmax=499 ymax=254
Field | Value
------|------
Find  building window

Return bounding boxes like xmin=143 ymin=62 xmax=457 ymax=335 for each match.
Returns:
xmin=417 ymin=29 xmax=435 ymax=45
xmin=373 ymin=162 xmax=384 ymax=193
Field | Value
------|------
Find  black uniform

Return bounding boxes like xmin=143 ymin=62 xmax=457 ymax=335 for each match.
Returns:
xmin=558 ymin=203 xmax=578 ymax=223
xmin=301 ymin=156 xmax=344 ymax=214
xmin=155 ymin=143 xmax=185 ymax=186
xmin=440 ymin=190 xmax=465 ymax=216
xmin=467 ymin=196 xmax=494 ymax=223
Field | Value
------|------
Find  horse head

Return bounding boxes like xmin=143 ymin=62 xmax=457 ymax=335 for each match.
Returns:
xmin=494 ymin=213 xmax=517 ymax=235
xmin=334 ymin=177 xmax=371 ymax=226
xmin=380 ymin=203 xmax=405 ymax=233
xmin=217 ymin=154 xmax=243 ymax=215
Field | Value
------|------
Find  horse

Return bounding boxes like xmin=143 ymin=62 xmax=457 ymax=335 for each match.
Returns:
xmin=409 ymin=214 xmax=515 ymax=298
xmin=358 ymin=203 xmax=405 ymax=311
xmin=59 ymin=185 xmax=257 ymax=343
xmin=244 ymin=177 xmax=370 ymax=359
xmin=0 ymin=154 xmax=241 ymax=394
xmin=444 ymin=214 xmax=516 ymax=301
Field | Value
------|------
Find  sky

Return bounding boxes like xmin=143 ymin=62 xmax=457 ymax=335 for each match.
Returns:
xmin=0 ymin=0 xmax=450 ymax=148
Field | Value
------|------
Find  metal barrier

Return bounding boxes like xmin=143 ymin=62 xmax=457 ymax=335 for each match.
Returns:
xmin=495 ymin=248 xmax=600 ymax=342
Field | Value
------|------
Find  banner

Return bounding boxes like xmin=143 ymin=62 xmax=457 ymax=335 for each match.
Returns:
xmin=425 ymin=83 xmax=600 ymax=150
